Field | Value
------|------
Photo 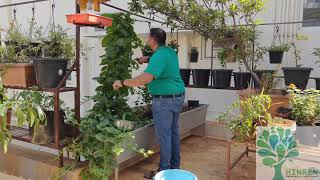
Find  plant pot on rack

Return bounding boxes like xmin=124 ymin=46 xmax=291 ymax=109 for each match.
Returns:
xmin=316 ymin=79 xmax=320 ymax=90
xmin=190 ymin=48 xmax=199 ymax=62
xmin=180 ymin=69 xmax=191 ymax=86
xmin=269 ymin=51 xmax=284 ymax=64
xmin=30 ymin=111 xmax=66 ymax=145
xmin=212 ymin=69 xmax=233 ymax=89
xmin=66 ymin=13 xmax=113 ymax=28
xmin=192 ymin=69 xmax=211 ymax=88
xmin=32 ymin=58 xmax=68 ymax=88
xmin=282 ymin=67 xmax=313 ymax=90
xmin=0 ymin=63 xmax=37 ymax=87
xmin=233 ymin=72 xmax=251 ymax=90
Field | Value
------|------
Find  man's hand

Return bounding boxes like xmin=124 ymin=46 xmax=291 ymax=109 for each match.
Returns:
xmin=113 ymin=80 xmax=123 ymax=90
xmin=138 ymin=56 xmax=149 ymax=64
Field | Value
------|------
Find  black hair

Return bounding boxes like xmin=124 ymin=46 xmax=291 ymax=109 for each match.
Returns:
xmin=149 ymin=28 xmax=166 ymax=46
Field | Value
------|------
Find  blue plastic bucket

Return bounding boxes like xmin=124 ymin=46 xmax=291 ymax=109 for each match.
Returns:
xmin=154 ymin=169 xmax=197 ymax=180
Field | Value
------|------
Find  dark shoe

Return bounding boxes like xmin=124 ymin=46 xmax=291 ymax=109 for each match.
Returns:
xmin=144 ymin=168 xmax=161 ymax=179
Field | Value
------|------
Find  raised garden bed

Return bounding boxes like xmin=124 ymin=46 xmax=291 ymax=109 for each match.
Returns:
xmin=117 ymin=104 xmax=208 ymax=165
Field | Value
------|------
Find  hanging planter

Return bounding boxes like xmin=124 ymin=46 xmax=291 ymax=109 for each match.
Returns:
xmin=212 ymin=69 xmax=233 ymax=89
xmin=233 ymin=72 xmax=251 ymax=90
xmin=268 ymin=51 xmax=284 ymax=64
xmin=180 ymin=69 xmax=191 ymax=86
xmin=66 ymin=13 xmax=113 ymax=28
xmin=190 ymin=47 xmax=199 ymax=62
xmin=282 ymin=67 xmax=313 ymax=90
xmin=192 ymin=69 xmax=211 ymax=87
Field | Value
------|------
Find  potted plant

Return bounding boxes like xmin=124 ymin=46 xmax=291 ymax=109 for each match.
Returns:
xmin=313 ymin=48 xmax=320 ymax=90
xmin=192 ymin=69 xmax=211 ymax=87
xmin=233 ymin=61 xmax=251 ymax=90
xmin=282 ymin=43 xmax=313 ymax=90
xmin=168 ymin=39 xmax=179 ymax=54
xmin=0 ymin=36 xmax=37 ymax=87
xmin=190 ymin=47 xmax=199 ymax=62
xmin=33 ymin=25 xmax=74 ymax=88
xmin=286 ymin=85 xmax=320 ymax=126
xmin=0 ymin=80 xmax=45 ymax=153
xmin=219 ymin=92 xmax=273 ymax=142
xmin=212 ymin=48 xmax=233 ymax=89
xmin=267 ymin=43 xmax=291 ymax=64
xmin=180 ymin=68 xmax=191 ymax=86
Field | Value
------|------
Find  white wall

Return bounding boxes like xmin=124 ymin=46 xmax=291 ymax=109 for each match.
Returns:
xmin=0 ymin=0 xmax=320 ymax=121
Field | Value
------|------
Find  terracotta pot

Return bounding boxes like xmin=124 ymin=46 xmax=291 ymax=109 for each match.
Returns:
xmin=66 ymin=13 xmax=113 ymax=27
xmin=269 ymin=119 xmax=296 ymax=133
xmin=0 ymin=63 xmax=37 ymax=87
xmin=238 ymin=88 xmax=290 ymax=117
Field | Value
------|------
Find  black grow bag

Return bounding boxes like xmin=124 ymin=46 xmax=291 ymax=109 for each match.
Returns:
xmin=269 ymin=51 xmax=284 ymax=64
xmin=190 ymin=51 xmax=199 ymax=62
xmin=233 ymin=72 xmax=251 ymax=90
xmin=212 ymin=69 xmax=233 ymax=89
xmin=180 ymin=69 xmax=191 ymax=86
xmin=188 ymin=100 xmax=199 ymax=108
xmin=316 ymin=79 xmax=320 ymax=90
xmin=33 ymin=58 xmax=68 ymax=88
xmin=282 ymin=67 xmax=313 ymax=90
xmin=192 ymin=69 xmax=211 ymax=87
xmin=29 ymin=111 xmax=66 ymax=144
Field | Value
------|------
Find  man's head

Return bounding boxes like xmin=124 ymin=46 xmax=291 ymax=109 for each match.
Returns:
xmin=147 ymin=28 xmax=166 ymax=51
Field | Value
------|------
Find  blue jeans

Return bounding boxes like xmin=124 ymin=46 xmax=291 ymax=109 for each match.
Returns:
xmin=152 ymin=95 xmax=185 ymax=170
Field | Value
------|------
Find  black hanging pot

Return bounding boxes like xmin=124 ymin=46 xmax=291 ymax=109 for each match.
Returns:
xmin=282 ymin=67 xmax=313 ymax=89
xmin=269 ymin=51 xmax=284 ymax=64
xmin=33 ymin=58 xmax=68 ymax=88
xmin=180 ymin=69 xmax=191 ymax=86
xmin=192 ymin=69 xmax=211 ymax=87
xmin=233 ymin=72 xmax=251 ymax=90
xmin=29 ymin=111 xmax=66 ymax=144
xmin=253 ymin=70 xmax=275 ymax=89
xmin=212 ymin=69 xmax=233 ymax=89
xmin=316 ymin=79 xmax=320 ymax=90
xmin=190 ymin=50 xmax=199 ymax=62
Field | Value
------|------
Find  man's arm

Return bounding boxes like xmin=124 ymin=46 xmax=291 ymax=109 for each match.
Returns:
xmin=113 ymin=73 xmax=154 ymax=90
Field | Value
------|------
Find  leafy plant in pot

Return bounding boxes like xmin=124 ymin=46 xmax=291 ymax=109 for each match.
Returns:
xmin=267 ymin=43 xmax=290 ymax=64
xmin=0 ymin=80 xmax=45 ymax=153
xmin=168 ymin=39 xmax=179 ymax=54
xmin=33 ymin=25 xmax=74 ymax=88
xmin=190 ymin=47 xmax=199 ymax=62
xmin=282 ymin=43 xmax=313 ymax=90
xmin=219 ymin=92 xmax=272 ymax=142
xmin=212 ymin=48 xmax=233 ymax=89
xmin=0 ymin=30 xmax=37 ymax=87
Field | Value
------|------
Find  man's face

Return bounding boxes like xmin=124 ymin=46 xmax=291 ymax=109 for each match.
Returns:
xmin=147 ymin=34 xmax=156 ymax=50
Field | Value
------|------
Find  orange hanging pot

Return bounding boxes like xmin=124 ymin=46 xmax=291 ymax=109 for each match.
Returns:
xmin=66 ymin=13 xmax=113 ymax=28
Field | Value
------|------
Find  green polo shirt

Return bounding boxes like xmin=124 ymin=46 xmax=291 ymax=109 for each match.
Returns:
xmin=144 ymin=46 xmax=185 ymax=95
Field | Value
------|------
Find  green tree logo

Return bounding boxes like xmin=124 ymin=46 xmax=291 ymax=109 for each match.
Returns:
xmin=257 ymin=127 xmax=299 ymax=180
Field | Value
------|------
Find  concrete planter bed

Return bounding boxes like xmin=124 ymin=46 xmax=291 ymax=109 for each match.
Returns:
xmin=117 ymin=104 xmax=209 ymax=167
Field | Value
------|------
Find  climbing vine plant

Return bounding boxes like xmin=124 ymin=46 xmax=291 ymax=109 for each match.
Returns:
xmin=63 ymin=14 xmax=152 ymax=180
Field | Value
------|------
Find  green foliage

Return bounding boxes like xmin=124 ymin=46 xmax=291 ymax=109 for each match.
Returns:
xmin=219 ymin=92 xmax=272 ymax=142
xmin=313 ymin=48 xmax=320 ymax=65
xmin=267 ymin=43 xmax=291 ymax=52
xmin=217 ymin=48 xmax=228 ymax=68
xmin=191 ymin=47 xmax=198 ymax=53
xmin=60 ymin=14 xmax=152 ymax=180
xmin=0 ymin=81 xmax=45 ymax=153
xmin=129 ymin=0 xmax=266 ymax=85
xmin=43 ymin=25 xmax=75 ymax=60
xmin=168 ymin=39 xmax=179 ymax=53
xmin=287 ymin=86 xmax=320 ymax=126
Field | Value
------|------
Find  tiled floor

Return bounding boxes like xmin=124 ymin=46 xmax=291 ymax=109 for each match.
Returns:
xmin=113 ymin=136 xmax=256 ymax=180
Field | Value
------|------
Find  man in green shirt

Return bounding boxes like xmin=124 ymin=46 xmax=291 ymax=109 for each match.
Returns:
xmin=113 ymin=28 xmax=185 ymax=179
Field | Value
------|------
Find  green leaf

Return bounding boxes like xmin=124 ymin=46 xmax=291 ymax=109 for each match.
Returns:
xmin=286 ymin=149 xmax=299 ymax=158
xmin=261 ymin=130 xmax=270 ymax=141
xmin=269 ymin=134 xmax=279 ymax=150
xmin=257 ymin=139 xmax=270 ymax=149
xmin=258 ymin=148 xmax=276 ymax=157
xmin=276 ymin=144 xmax=286 ymax=161
xmin=277 ymin=127 xmax=284 ymax=141
xmin=262 ymin=157 xmax=277 ymax=167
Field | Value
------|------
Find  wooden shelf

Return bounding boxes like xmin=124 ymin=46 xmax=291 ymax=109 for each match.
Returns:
xmin=9 ymin=126 xmax=73 ymax=149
